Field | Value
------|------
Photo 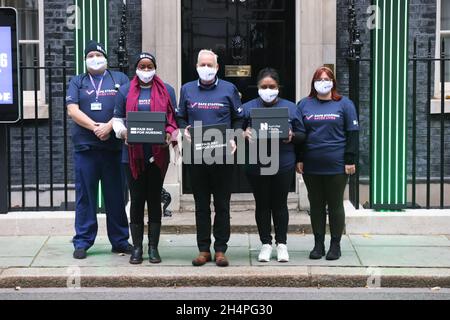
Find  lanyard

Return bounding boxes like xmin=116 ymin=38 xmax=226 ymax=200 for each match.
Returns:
xmin=88 ymin=72 xmax=106 ymax=102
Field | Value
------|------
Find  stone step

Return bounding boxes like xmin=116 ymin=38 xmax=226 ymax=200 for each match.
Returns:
xmin=179 ymin=193 xmax=299 ymax=212
xmin=154 ymin=210 xmax=319 ymax=235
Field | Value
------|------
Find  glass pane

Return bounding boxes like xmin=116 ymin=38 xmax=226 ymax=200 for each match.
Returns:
xmin=247 ymin=0 xmax=285 ymax=10
xmin=19 ymin=43 xmax=40 ymax=91
xmin=4 ymin=0 xmax=39 ymax=40
xmin=443 ymin=0 xmax=450 ymax=30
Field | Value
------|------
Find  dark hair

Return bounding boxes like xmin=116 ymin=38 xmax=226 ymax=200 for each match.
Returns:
xmin=308 ymin=66 xmax=342 ymax=101
xmin=257 ymin=68 xmax=280 ymax=86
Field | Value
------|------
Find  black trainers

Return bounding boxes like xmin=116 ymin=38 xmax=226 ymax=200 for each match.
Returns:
xmin=112 ymin=243 xmax=133 ymax=255
xmin=73 ymin=248 xmax=87 ymax=260
xmin=326 ymin=238 xmax=342 ymax=261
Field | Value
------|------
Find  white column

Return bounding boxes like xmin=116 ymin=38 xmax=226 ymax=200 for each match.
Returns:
xmin=142 ymin=0 xmax=182 ymax=210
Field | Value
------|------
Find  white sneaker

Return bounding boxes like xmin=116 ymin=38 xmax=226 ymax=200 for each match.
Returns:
xmin=258 ymin=244 xmax=273 ymax=262
xmin=277 ymin=244 xmax=289 ymax=262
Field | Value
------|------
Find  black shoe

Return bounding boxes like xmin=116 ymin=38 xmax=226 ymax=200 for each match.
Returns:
xmin=148 ymin=223 xmax=162 ymax=264
xmin=309 ymin=234 xmax=325 ymax=260
xmin=326 ymin=237 xmax=342 ymax=261
xmin=111 ymin=243 xmax=133 ymax=254
xmin=148 ymin=246 xmax=161 ymax=264
xmin=73 ymin=248 xmax=87 ymax=260
xmin=130 ymin=246 xmax=144 ymax=264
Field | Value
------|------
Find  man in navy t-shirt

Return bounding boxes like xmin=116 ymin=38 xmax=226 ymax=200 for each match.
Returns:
xmin=176 ymin=49 xmax=244 ymax=267
xmin=66 ymin=40 xmax=132 ymax=260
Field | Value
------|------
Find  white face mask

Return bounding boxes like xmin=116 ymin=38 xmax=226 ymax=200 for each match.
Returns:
xmin=314 ymin=80 xmax=334 ymax=96
xmin=86 ymin=56 xmax=107 ymax=71
xmin=258 ymin=88 xmax=279 ymax=104
xmin=136 ymin=69 xmax=156 ymax=84
xmin=197 ymin=66 xmax=218 ymax=82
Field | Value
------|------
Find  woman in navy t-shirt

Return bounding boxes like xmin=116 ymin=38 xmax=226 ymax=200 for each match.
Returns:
xmin=242 ymin=68 xmax=305 ymax=263
xmin=297 ymin=66 xmax=359 ymax=261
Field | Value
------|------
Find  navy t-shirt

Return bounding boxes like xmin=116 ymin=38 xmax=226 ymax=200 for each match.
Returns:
xmin=243 ymin=98 xmax=301 ymax=175
xmin=114 ymin=82 xmax=177 ymax=164
xmin=66 ymin=70 xmax=130 ymax=152
xmin=297 ymin=96 xmax=360 ymax=175
xmin=176 ymin=79 xmax=244 ymax=128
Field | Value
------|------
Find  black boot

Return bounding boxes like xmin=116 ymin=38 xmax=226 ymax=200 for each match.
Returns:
xmin=148 ymin=223 xmax=162 ymax=264
xmin=326 ymin=236 xmax=342 ymax=261
xmin=129 ymin=224 xmax=144 ymax=265
xmin=309 ymin=234 xmax=326 ymax=260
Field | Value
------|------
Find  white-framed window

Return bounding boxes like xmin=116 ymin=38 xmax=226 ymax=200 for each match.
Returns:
xmin=435 ymin=0 xmax=450 ymax=97
xmin=432 ymin=0 xmax=450 ymax=113
xmin=0 ymin=0 xmax=47 ymax=118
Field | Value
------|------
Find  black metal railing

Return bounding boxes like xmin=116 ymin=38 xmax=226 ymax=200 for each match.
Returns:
xmin=5 ymin=45 xmax=74 ymax=212
xmin=347 ymin=36 xmax=450 ymax=210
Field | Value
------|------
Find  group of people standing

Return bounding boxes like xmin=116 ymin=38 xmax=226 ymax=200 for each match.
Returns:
xmin=66 ymin=40 xmax=359 ymax=266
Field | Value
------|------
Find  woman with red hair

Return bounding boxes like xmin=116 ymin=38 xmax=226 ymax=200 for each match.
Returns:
xmin=296 ymin=67 xmax=359 ymax=261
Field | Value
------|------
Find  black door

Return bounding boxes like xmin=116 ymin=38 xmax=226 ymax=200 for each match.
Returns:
xmin=181 ymin=0 xmax=296 ymax=194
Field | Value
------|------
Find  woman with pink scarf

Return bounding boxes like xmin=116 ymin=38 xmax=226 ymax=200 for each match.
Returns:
xmin=113 ymin=53 xmax=178 ymax=265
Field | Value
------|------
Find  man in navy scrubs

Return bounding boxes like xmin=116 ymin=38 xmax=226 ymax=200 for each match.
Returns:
xmin=176 ymin=49 xmax=244 ymax=267
xmin=66 ymin=40 xmax=132 ymax=259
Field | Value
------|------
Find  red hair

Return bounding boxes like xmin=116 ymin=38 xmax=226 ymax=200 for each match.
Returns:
xmin=308 ymin=66 xmax=342 ymax=101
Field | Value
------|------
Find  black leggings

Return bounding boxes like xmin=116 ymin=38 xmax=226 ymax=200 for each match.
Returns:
xmin=125 ymin=163 xmax=163 ymax=225
xmin=302 ymin=174 xmax=348 ymax=238
xmin=247 ymin=169 xmax=294 ymax=245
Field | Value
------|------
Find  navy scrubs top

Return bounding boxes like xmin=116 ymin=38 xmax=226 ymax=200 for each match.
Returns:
xmin=66 ymin=70 xmax=130 ymax=152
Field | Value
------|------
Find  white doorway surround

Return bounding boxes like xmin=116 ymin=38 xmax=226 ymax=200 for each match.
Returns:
xmin=141 ymin=0 xmax=337 ymax=211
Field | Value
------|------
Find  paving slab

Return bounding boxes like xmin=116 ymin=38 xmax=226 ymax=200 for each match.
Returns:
xmin=159 ymin=234 xmax=250 ymax=248
xmin=249 ymin=234 xmax=354 ymax=252
xmin=349 ymin=235 xmax=450 ymax=247
xmin=31 ymin=244 xmax=132 ymax=268
xmin=0 ymin=236 xmax=48 ymax=257
xmin=356 ymin=246 xmax=450 ymax=268
xmin=0 ymin=257 xmax=34 ymax=268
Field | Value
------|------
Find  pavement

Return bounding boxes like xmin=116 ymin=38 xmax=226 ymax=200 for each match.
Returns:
xmin=0 ymin=234 xmax=450 ymax=289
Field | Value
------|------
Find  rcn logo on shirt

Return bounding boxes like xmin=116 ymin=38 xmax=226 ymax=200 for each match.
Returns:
xmin=85 ymin=89 xmax=117 ymax=97
xmin=305 ymin=113 xmax=341 ymax=121
xmin=188 ymin=102 xmax=225 ymax=110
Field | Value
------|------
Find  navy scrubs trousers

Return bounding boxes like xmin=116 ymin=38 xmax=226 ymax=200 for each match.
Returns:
xmin=73 ymin=149 xmax=130 ymax=250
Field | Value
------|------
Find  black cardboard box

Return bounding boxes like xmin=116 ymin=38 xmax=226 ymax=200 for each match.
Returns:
xmin=127 ymin=111 xmax=166 ymax=144
xmin=189 ymin=123 xmax=228 ymax=163
xmin=250 ymin=107 xmax=290 ymax=140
